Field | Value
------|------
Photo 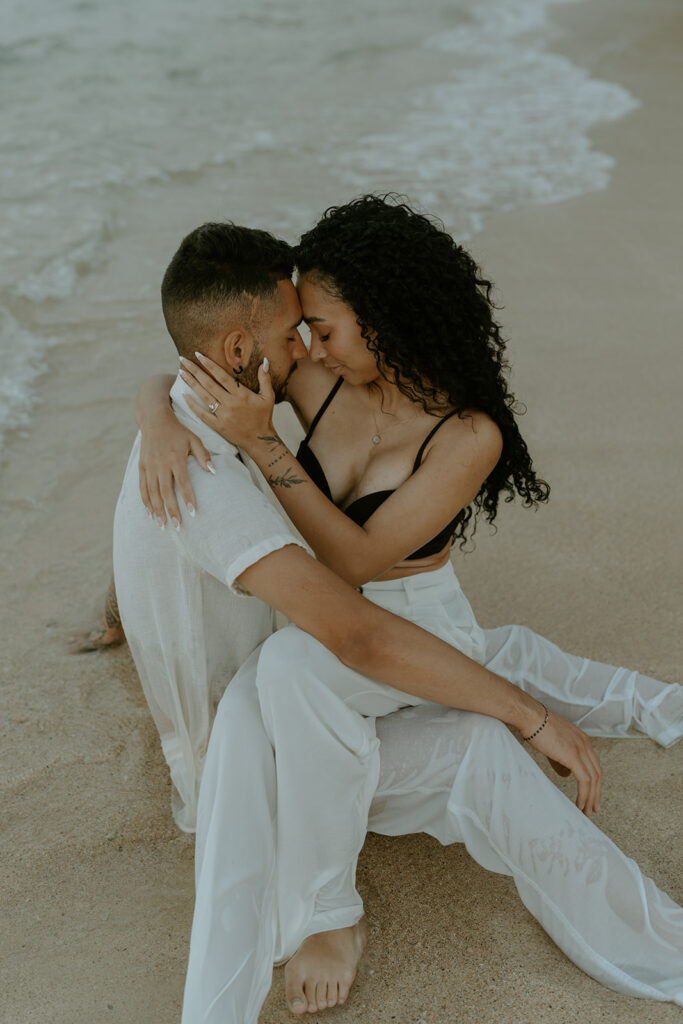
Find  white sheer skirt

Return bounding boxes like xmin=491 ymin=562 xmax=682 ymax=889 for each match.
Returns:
xmin=182 ymin=563 xmax=682 ymax=1023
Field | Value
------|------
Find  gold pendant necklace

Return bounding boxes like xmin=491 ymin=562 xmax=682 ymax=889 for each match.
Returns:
xmin=371 ymin=406 xmax=421 ymax=446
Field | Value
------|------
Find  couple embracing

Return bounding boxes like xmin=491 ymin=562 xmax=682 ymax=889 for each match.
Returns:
xmin=111 ymin=196 xmax=683 ymax=1021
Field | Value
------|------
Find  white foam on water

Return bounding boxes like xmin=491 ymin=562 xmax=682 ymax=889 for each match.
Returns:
xmin=327 ymin=0 xmax=639 ymax=237
xmin=0 ymin=306 xmax=59 ymax=447
xmin=13 ymin=217 xmax=114 ymax=303
xmin=0 ymin=0 xmax=640 ymax=460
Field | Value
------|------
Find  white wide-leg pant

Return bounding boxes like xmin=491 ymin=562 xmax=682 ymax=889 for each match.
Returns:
xmin=182 ymin=565 xmax=682 ymax=1022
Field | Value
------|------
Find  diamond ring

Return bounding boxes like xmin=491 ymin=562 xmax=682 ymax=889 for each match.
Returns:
xmin=208 ymin=400 xmax=219 ymax=414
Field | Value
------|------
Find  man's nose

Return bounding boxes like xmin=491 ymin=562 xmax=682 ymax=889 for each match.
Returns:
xmin=290 ymin=331 xmax=307 ymax=361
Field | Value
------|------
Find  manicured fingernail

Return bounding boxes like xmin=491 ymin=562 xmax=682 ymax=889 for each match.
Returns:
xmin=194 ymin=351 xmax=206 ymax=361
xmin=156 ymin=516 xmax=165 ymax=529
xmin=179 ymin=369 xmax=188 ymax=382
xmin=262 ymin=357 xmax=269 ymax=372
xmin=187 ymin=503 xmax=196 ymax=517
xmin=171 ymin=517 xmax=180 ymax=531
xmin=145 ymin=507 xmax=152 ymax=518
xmin=207 ymin=462 xmax=216 ymax=475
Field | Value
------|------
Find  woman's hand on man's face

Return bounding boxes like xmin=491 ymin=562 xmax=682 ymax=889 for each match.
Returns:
xmin=139 ymin=404 xmax=213 ymax=528
xmin=179 ymin=352 xmax=275 ymax=452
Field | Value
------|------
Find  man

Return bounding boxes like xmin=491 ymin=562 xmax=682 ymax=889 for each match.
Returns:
xmin=113 ymin=224 xmax=676 ymax=1022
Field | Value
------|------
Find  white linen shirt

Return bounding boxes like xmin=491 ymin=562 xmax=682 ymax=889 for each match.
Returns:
xmin=113 ymin=376 xmax=309 ymax=831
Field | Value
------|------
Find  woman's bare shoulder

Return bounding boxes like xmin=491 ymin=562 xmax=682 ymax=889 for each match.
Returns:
xmin=285 ymin=360 xmax=340 ymax=426
xmin=429 ymin=409 xmax=503 ymax=472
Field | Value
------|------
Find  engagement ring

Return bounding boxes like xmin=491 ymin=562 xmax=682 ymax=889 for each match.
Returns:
xmin=208 ymin=400 xmax=219 ymax=414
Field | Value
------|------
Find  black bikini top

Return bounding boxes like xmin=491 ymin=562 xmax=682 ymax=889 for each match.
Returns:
xmin=296 ymin=378 xmax=460 ymax=560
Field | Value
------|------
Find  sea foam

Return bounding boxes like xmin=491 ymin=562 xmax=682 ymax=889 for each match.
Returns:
xmin=328 ymin=0 xmax=639 ymax=237
xmin=0 ymin=0 xmax=639 ymax=460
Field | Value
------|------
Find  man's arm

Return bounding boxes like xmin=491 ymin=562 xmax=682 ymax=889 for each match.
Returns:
xmin=239 ymin=545 xmax=602 ymax=816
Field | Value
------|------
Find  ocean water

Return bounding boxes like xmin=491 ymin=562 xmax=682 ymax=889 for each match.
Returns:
xmin=0 ymin=0 xmax=638 ymax=459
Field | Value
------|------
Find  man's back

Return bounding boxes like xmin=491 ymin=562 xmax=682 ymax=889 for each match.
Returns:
xmin=113 ymin=379 xmax=306 ymax=830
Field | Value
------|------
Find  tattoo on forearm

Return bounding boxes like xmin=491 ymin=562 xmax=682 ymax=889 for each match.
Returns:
xmin=267 ymin=467 xmax=305 ymax=489
xmin=257 ymin=434 xmax=282 ymax=452
xmin=257 ymin=434 xmax=304 ymax=486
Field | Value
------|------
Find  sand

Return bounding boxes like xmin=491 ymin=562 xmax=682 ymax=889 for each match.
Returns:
xmin=1 ymin=1 xmax=681 ymax=1021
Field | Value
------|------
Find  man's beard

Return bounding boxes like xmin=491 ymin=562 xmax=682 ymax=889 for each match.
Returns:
xmin=241 ymin=343 xmax=290 ymax=402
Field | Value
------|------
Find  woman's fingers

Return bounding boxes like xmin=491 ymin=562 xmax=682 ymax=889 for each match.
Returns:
xmin=574 ymin=737 xmax=601 ymax=816
xmin=159 ymin=468 xmax=182 ymax=528
xmin=189 ymin=436 xmax=213 ymax=476
xmin=194 ymin=351 xmax=236 ymax=388
xmin=585 ymin=742 xmax=602 ymax=813
xmin=138 ymin=463 xmax=153 ymax=518
xmin=180 ymin=356 xmax=232 ymax=403
xmin=179 ymin=367 xmax=221 ymax=411
xmin=184 ymin=392 xmax=214 ymax=426
xmin=166 ymin=455 xmax=199 ymax=521
xmin=147 ymin=474 xmax=167 ymax=527
xmin=141 ymin=458 xmax=200 ymax=527
xmin=530 ymin=713 xmax=601 ymax=817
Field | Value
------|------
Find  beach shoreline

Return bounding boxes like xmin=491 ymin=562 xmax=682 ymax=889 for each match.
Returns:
xmin=2 ymin=1 xmax=682 ymax=1021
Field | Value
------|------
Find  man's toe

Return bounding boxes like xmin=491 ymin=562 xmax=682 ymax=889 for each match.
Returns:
xmin=315 ymin=980 xmax=328 ymax=1011
xmin=304 ymin=980 xmax=317 ymax=1013
xmin=285 ymin=970 xmax=307 ymax=1015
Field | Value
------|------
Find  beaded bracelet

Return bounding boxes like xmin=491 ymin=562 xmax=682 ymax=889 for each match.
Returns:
xmin=522 ymin=703 xmax=549 ymax=741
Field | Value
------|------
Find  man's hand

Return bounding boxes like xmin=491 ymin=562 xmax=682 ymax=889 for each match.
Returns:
xmin=526 ymin=710 xmax=602 ymax=816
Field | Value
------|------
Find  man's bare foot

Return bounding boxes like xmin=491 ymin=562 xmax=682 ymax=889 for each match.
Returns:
xmin=69 ymin=577 xmax=126 ymax=653
xmin=69 ymin=623 xmax=126 ymax=653
xmin=285 ymin=919 xmax=367 ymax=1015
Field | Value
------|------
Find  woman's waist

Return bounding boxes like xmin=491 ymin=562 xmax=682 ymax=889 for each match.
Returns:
xmin=359 ymin=561 xmax=484 ymax=657
xmin=365 ymin=544 xmax=452 ymax=585
xmin=359 ymin=561 xmax=458 ymax=599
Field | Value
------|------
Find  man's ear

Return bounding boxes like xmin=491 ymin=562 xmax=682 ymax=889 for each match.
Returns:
xmin=222 ymin=328 xmax=253 ymax=376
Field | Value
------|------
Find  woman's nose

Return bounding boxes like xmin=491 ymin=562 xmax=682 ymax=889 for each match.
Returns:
xmin=308 ymin=334 xmax=325 ymax=362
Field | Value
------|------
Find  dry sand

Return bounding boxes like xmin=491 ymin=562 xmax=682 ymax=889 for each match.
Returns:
xmin=1 ymin=1 xmax=681 ymax=1021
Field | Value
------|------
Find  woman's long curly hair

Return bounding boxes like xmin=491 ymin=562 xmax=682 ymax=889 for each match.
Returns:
xmin=295 ymin=194 xmax=550 ymax=544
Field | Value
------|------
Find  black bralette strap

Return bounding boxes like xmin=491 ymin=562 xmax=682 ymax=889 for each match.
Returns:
xmin=411 ymin=410 xmax=459 ymax=473
xmin=302 ymin=377 xmax=344 ymax=444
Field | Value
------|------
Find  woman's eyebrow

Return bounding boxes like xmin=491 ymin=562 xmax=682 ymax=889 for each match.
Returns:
xmin=303 ymin=315 xmax=326 ymax=324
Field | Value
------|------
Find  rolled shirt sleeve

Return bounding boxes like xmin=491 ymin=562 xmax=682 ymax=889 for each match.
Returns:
xmin=176 ymin=448 xmax=311 ymax=593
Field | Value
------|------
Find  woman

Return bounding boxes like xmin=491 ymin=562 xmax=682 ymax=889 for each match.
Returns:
xmin=134 ymin=196 xmax=682 ymax=1013
xmin=140 ymin=196 xmax=679 ymax=747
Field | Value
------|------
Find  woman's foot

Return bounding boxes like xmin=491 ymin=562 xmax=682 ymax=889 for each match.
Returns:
xmin=285 ymin=918 xmax=367 ymax=1015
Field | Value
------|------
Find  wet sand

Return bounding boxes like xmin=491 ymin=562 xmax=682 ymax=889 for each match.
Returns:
xmin=1 ymin=1 xmax=681 ymax=1021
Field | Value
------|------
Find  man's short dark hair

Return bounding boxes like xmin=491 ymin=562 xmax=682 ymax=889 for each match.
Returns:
xmin=161 ymin=222 xmax=294 ymax=357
